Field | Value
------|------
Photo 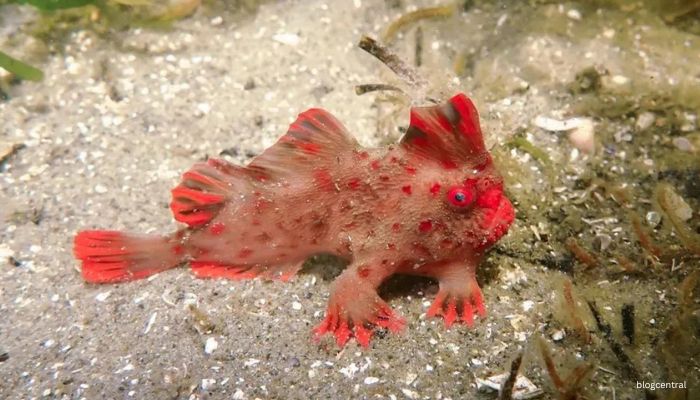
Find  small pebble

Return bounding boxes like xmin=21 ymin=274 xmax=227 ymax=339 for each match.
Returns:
xmin=566 ymin=9 xmax=582 ymax=20
xmin=292 ymin=301 xmax=302 ymax=310
xmin=672 ymin=137 xmax=694 ymax=152
xmin=95 ymin=291 xmax=111 ymax=302
xmin=95 ymin=184 xmax=108 ymax=194
xmin=201 ymin=378 xmax=216 ymax=390
xmin=364 ymin=377 xmax=379 ymax=385
xmin=552 ymin=329 xmax=566 ymax=341
xmin=204 ymin=337 xmax=218 ymax=354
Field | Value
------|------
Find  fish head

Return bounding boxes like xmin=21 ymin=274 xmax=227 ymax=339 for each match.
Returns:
xmin=398 ymin=93 xmax=515 ymax=254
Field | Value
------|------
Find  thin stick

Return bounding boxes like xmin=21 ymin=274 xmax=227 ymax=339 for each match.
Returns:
xmin=499 ymin=352 xmax=523 ymax=400
xmin=354 ymin=83 xmax=404 ymax=96
xmin=358 ymin=35 xmax=423 ymax=88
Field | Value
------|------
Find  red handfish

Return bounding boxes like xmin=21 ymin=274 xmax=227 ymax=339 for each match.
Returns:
xmin=74 ymin=93 xmax=515 ymax=347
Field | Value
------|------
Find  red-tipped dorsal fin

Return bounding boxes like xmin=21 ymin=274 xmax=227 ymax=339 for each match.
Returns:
xmin=170 ymin=158 xmax=252 ymax=227
xmin=400 ymin=93 xmax=491 ymax=170
xmin=247 ymin=108 xmax=358 ymax=179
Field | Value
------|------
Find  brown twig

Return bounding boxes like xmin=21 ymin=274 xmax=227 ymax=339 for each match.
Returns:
xmin=562 ymin=279 xmax=591 ymax=343
xmin=358 ymin=35 xmax=423 ymax=88
xmin=354 ymin=83 xmax=404 ymax=96
xmin=499 ymin=352 xmax=523 ymax=400
xmin=565 ymin=237 xmax=599 ymax=270
xmin=629 ymin=212 xmax=663 ymax=259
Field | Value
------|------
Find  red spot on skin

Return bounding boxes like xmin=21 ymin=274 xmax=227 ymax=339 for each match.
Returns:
xmin=419 ymin=220 xmax=433 ymax=232
xmin=441 ymin=239 xmax=453 ymax=249
xmin=430 ymin=183 xmax=441 ymax=196
xmin=404 ymin=166 xmax=417 ymax=175
xmin=172 ymin=245 xmax=185 ymax=255
xmin=358 ymin=265 xmax=371 ymax=278
xmin=370 ymin=160 xmax=381 ymax=170
xmin=380 ymin=175 xmax=390 ymax=182
xmin=343 ymin=222 xmax=356 ymax=229
xmin=209 ymin=222 xmax=225 ymax=235
xmin=313 ymin=170 xmax=333 ymax=191
xmin=252 ymin=219 xmax=261 ymax=226
xmin=387 ymin=243 xmax=396 ymax=250
xmin=392 ymin=223 xmax=401 ymax=232
xmin=402 ymin=185 xmax=412 ymax=195
xmin=355 ymin=150 xmax=369 ymax=160
xmin=390 ymin=156 xmax=399 ymax=164
xmin=238 ymin=248 xmax=253 ymax=258
xmin=348 ymin=178 xmax=361 ymax=190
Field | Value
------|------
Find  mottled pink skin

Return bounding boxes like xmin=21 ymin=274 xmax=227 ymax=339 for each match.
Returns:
xmin=74 ymin=93 xmax=515 ymax=348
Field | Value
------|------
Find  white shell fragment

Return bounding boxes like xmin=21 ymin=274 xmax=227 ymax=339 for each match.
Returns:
xmin=204 ymin=337 xmax=218 ymax=354
xmin=533 ymin=116 xmax=595 ymax=154
xmin=272 ymin=33 xmax=301 ymax=46
xmin=476 ymin=372 xmax=544 ymax=399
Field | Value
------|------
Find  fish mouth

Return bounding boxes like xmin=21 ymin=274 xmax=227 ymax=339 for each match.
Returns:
xmin=474 ymin=196 xmax=515 ymax=248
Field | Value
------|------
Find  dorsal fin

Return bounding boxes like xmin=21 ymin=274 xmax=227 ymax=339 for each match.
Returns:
xmin=247 ymin=108 xmax=358 ymax=179
xmin=170 ymin=158 xmax=250 ymax=227
xmin=400 ymin=93 xmax=491 ymax=170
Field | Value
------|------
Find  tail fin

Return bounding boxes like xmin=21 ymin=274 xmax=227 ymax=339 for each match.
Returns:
xmin=74 ymin=230 xmax=184 ymax=283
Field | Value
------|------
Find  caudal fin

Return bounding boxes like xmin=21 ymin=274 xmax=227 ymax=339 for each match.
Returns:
xmin=74 ymin=230 xmax=184 ymax=283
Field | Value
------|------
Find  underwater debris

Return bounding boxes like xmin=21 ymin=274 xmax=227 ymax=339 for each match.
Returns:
xmin=505 ymin=136 xmax=552 ymax=168
xmin=414 ymin=26 xmax=423 ymax=67
xmin=620 ymin=304 xmax=635 ymax=345
xmin=659 ymin=270 xmax=700 ymax=399
xmin=564 ymin=237 xmax=599 ymax=270
xmin=654 ymin=183 xmax=700 ymax=255
xmin=533 ymin=116 xmax=595 ymax=154
xmin=0 ymin=141 xmax=26 ymax=167
xmin=382 ymin=3 xmax=455 ymax=44
xmin=586 ymin=301 xmax=640 ymax=382
xmin=568 ymin=65 xmax=606 ymax=95
xmin=614 ymin=255 xmax=638 ymax=274
xmin=354 ymin=83 xmax=404 ymax=96
xmin=358 ymin=35 xmax=424 ymax=90
xmin=0 ymin=50 xmax=43 ymax=82
xmin=476 ymin=362 xmax=543 ymax=400
xmin=561 ymin=278 xmax=591 ymax=343
xmin=629 ymin=212 xmax=663 ymax=259
xmin=537 ymin=337 xmax=593 ymax=400
xmin=187 ymin=303 xmax=216 ymax=334
xmin=499 ymin=352 xmax=523 ymax=400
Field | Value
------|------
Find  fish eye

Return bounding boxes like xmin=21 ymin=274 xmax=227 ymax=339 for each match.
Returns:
xmin=447 ymin=187 xmax=475 ymax=208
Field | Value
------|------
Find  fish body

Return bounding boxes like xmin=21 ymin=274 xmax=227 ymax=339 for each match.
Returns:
xmin=74 ymin=93 xmax=515 ymax=347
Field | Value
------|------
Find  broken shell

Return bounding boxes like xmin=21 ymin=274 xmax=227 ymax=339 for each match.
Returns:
xmin=533 ymin=116 xmax=595 ymax=154
xmin=592 ymin=234 xmax=612 ymax=251
xmin=645 ymin=211 xmax=661 ymax=228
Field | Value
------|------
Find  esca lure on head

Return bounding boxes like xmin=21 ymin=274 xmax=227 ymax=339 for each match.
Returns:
xmin=74 ymin=90 xmax=515 ymax=348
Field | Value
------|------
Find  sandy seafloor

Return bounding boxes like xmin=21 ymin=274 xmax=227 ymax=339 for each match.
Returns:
xmin=1 ymin=0 xmax=699 ymax=399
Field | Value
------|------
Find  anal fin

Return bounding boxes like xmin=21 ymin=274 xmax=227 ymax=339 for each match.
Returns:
xmin=190 ymin=260 xmax=304 ymax=282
